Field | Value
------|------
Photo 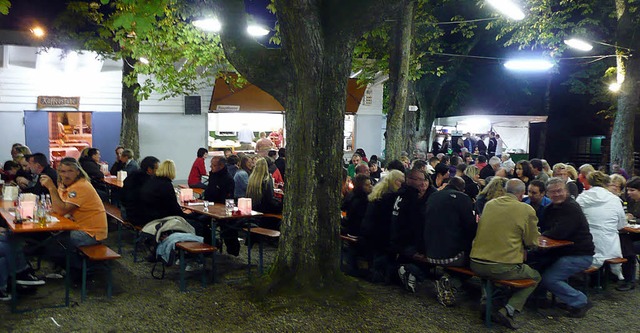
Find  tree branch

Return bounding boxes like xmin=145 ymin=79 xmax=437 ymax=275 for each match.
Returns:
xmin=214 ymin=0 xmax=291 ymax=103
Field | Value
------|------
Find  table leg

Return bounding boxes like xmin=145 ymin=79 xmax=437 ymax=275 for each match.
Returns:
xmin=9 ymin=236 xmax=18 ymax=313
xmin=65 ymin=244 xmax=71 ymax=307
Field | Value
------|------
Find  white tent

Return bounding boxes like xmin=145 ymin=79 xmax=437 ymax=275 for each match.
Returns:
xmin=433 ymin=115 xmax=548 ymax=153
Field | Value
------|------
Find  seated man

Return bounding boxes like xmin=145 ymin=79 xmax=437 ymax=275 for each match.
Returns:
xmin=204 ymin=156 xmax=234 ymax=203
xmin=40 ymin=158 xmax=107 ymax=270
xmin=17 ymin=153 xmax=58 ymax=196
xmin=523 ymin=180 xmax=551 ymax=220
xmin=0 ymin=229 xmax=45 ymax=301
xmin=423 ymin=177 xmax=476 ymax=304
xmin=470 ymin=179 xmax=540 ymax=329
xmin=119 ymin=149 xmax=140 ymax=174
xmin=120 ymin=156 xmax=160 ymax=226
xmin=537 ymin=178 xmax=595 ymax=317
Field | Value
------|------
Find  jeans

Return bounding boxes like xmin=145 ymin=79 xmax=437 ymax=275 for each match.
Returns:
xmin=0 ymin=233 xmax=29 ymax=290
xmin=541 ymin=255 xmax=592 ymax=308
xmin=46 ymin=231 xmax=100 ymax=270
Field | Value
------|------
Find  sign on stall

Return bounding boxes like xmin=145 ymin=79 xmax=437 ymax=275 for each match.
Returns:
xmin=37 ymin=96 xmax=80 ymax=110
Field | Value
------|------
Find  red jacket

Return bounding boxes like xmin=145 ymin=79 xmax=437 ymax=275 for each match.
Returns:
xmin=188 ymin=157 xmax=206 ymax=185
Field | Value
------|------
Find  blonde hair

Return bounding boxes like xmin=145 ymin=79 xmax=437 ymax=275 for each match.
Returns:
xmin=610 ymin=174 xmax=626 ymax=189
xmin=246 ymin=158 xmax=271 ymax=205
xmin=579 ymin=164 xmax=596 ymax=176
xmin=479 ymin=176 xmax=508 ymax=201
xmin=587 ymin=171 xmax=609 ymax=188
xmin=368 ymin=170 xmax=404 ymax=202
xmin=156 ymin=160 xmax=176 ymax=180
xmin=464 ymin=165 xmax=479 ymax=179
xmin=566 ymin=165 xmax=578 ymax=180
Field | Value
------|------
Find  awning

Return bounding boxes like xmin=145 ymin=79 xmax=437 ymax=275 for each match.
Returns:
xmin=209 ymin=76 xmax=366 ymax=114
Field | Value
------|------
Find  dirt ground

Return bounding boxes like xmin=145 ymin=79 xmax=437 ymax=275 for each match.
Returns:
xmin=2 ymin=227 xmax=638 ymax=333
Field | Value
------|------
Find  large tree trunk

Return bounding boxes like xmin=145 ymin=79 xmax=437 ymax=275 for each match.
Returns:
xmin=121 ymin=56 xmax=140 ymax=157
xmin=611 ymin=0 xmax=639 ymax=172
xmin=216 ymin=0 xmax=402 ymax=293
xmin=385 ymin=0 xmax=415 ymax=161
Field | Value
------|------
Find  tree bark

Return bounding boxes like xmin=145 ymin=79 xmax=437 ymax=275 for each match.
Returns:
xmin=216 ymin=0 xmax=402 ymax=293
xmin=385 ymin=0 xmax=415 ymax=161
xmin=121 ymin=56 xmax=140 ymax=157
xmin=611 ymin=0 xmax=639 ymax=172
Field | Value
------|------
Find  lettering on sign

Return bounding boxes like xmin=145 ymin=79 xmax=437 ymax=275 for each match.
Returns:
xmin=37 ymin=96 xmax=80 ymax=110
xmin=216 ymin=105 xmax=241 ymax=112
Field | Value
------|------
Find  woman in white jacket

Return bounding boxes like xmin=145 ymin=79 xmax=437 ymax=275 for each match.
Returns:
xmin=576 ymin=171 xmax=626 ymax=279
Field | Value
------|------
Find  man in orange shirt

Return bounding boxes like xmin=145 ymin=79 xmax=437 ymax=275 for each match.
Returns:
xmin=40 ymin=157 xmax=107 ymax=271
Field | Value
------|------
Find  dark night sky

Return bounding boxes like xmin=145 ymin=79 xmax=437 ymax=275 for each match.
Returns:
xmin=0 ymin=0 xmax=68 ymax=30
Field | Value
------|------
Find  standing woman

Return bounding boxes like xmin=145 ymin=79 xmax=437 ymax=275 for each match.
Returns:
xmin=515 ymin=160 xmax=534 ymax=189
xmin=188 ymin=148 xmax=209 ymax=189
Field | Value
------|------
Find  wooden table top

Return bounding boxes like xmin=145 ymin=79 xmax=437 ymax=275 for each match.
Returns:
xmin=537 ymin=235 xmax=574 ymax=249
xmin=180 ymin=200 xmax=262 ymax=220
xmin=0 ymin=207 xmax=79 ymax=233
xmin=103 ymin=176 xmax=124 ymax=188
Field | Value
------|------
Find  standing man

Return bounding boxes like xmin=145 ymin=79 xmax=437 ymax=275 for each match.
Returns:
xmin=423 ymin=177 xmax=476 ymax=305
xmin=487 ymin=132 xmax=498 ymax=158
xmin=17 ymin=153 xmax=58 ymax=195
xmin=537 ymin=178 xmax=595 ymax=317
xmin=203 ymin=156 xmax=235 ymax=203
xmin=119 ymin=149 xmax=140 ymax=174
xmin=275 ymin=148 xmax=286 ymax=181
xmin=523 ymin=180 xmax=551 ymax=220
xmin=470 ymin=179 xmax=540 ymax=329
xmin=255 ymin=132 xmax=275 ymax=157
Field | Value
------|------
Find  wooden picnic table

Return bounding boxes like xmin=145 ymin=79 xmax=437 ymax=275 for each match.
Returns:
xmin=103 ymin=176 xmax=124 ymax=188
xmin=0 ymin=203 xmax=79 ymax=313
xmin=537 ymin=235 xmax=574 ymax=249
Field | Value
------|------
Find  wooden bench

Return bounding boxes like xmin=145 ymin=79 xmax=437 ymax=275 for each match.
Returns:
xmin=104 ymin=202 xmax=144 ymax=261
xmin=78 ymin=244 xmax=121 ymax=302
xmin=175 ymin=242 xmax=217 ymax=292
xmin=584 ymin=258 xmax=628 ymax=290
xmin=445 ymin=266 xmax=536 ymax=328
xmin=242 ymin=226 xmax=280 ymax=277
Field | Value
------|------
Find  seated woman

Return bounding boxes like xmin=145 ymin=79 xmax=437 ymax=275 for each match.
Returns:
xmin=188 ymin=148 xmax=208 ymax=189
xmin=233 ymin=156 xmax=253 ymax=198
xmin=515 ymin=160 xmax=534 ymax=189
xmin=246 ymin=158 xmax=282 ymax=217
xmin=79 ymin=148 xmax=108 ymax=201
xmin=341 ymin=174 xmax=373 ymax=237
xmin=1 ymin=160 xmax=20 ymax=184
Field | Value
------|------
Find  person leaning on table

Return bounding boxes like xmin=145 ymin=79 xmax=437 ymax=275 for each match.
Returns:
xmin=470 ymin=178 xmax=540 ymax=330
xmin=40 ymin=157 xmax=107 ymax=271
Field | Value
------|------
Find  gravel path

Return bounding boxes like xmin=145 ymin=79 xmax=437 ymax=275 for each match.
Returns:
xmin=2 ymin=228 xmax=638 ymax=332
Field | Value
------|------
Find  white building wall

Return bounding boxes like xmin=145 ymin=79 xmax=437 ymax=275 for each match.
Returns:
xmin=0 ymin=45 xmax=210 ymax=182
xmin=353 ymin=82 xmax=384 ymax=158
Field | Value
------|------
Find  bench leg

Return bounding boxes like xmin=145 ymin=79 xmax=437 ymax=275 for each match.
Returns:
xmin=81 ymin=257 xmax=87 ymax=302
xmin=247 ymin=227 xmax=253 ymax=279
xmin=117 ymin=223 xmax=123 ymax=254
xmin=179 ymin=249 xmax=186 ymax=292
xmin=200 ymin=253 xmax=207 ymax=288
xmin=107 ymin=263 xmax=113 ymax=299
xmin=259 ymin=241 xmax=264 ymax=275
xmin=484 ymin=279 xmax=492 ymax=328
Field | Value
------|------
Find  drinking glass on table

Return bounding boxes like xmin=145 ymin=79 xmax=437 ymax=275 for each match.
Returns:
xmin=225 ymin=199 xmax=234 ymax=216
xmin=203 ymin=201 xmax=210 ymax=212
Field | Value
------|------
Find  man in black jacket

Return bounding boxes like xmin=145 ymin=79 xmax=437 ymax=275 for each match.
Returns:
xmin=121 ymin=156 xmax=159 ymax=226
xmin=537 ymin=177 xmax=595 ymax=318
xmin=424 ymin=177 xmax=476 ymax=304
xmin=203 ymin=156 xmax=234 ymax=203
xmin=393 ymin=168 xmax=434 ymax=293
xmin=18 ymin=153 xmax=57 ymax=195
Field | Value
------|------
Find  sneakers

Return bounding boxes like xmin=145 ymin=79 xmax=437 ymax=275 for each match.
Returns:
xmin=566 ymin=300 xmax=593 ymax=318
xmin=185 ymin=262 xmax=204 ymax=272
xmin=436 ymin=275 xmax=456 ymax=307
xmin=492 ymin=307 xmax=519 ymax=329
xmin=16 ymin=269 xmax=45 ymax=286
xmin=397 ymin=266 xmax=416 ymax=293
xmin=0 ymin=289 xmax=11 ymax=301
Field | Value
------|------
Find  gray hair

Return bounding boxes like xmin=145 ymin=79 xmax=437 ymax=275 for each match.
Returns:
xmin=505 ymin=179 xmax=526 ymax=195
xmin=489 ymin=156 xmax=501 ymax=167
xmin=547 ymin=177 xmax=566 ymax=188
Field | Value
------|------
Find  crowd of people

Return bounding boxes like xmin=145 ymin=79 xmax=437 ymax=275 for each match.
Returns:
xmin=341 ymin=139 xmax=639 ymax=329
xmin=0 ymin=142 xmax=287 ymax=301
